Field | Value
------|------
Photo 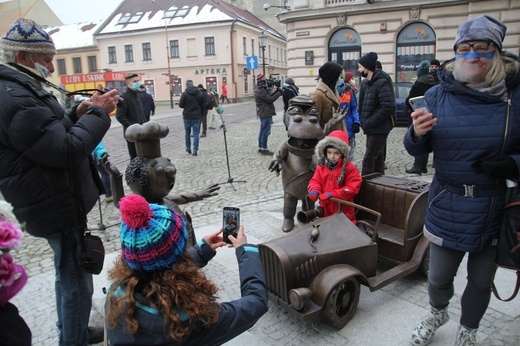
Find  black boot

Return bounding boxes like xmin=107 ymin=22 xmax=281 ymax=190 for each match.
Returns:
xmin=421 ymin=161 xmax=428 ymax=174
xmin=406 ymin=163 xmax=423 ymax=175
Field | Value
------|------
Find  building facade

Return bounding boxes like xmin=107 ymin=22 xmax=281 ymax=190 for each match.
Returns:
xmin=278 ymin=0 xmax=520 ymax=94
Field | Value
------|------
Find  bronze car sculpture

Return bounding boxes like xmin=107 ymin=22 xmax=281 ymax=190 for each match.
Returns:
xmin=259 ymin=174 xmax=430 ymax=329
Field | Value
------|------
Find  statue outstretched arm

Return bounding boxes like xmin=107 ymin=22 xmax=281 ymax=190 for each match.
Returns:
xmin=269 ymin=142 xmax=289 ymax=176
xmin=164 ymin=183 xmax=220 ymax=205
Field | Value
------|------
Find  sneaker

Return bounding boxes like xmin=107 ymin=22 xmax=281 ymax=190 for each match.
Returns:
xmin=192 ymin=151 xmax=198 ymax=156
xmin=209 ymin=126 xmax=215 ymax=129
xmin=410 ymin=307 xmax=449 ymax=345
xmin=88 ymin=326 xmax=104 ymax=344
xmin=260 ymin=149 xmax=274 ymax=156
xmin=105 ymin=196 xmax=113 ymax=203
xmin=200 ymin=133 xmax=206 ymax=137
xmin=186 ymin=148 xmax=192 ymax=154
xmin=455 ymin=325 xmax=477 ymax=346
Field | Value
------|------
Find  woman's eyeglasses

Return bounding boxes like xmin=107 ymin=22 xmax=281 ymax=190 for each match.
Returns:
xmin=455 ymin=42 xmax=493 ymax=54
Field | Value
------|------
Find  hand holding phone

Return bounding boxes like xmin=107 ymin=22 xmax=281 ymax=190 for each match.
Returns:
xmin=223 ymin=207 xmax=240 ymax=244
xmin=409 ymin=96 xmax=432 ymax=116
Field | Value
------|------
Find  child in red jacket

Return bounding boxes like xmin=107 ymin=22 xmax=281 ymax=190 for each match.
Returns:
xmin=308 ymin=130 xmax=362 ymax=223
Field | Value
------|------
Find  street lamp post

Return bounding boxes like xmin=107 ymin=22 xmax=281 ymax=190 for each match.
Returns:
xmin=258 ymin=31 xmax=267 ymax=76
xmin=149 ymin=0 xmax=174 ymax=108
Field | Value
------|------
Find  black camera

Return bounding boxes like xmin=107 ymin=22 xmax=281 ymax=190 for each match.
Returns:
xmin=266 ymin=78 xmax=281 ymax=88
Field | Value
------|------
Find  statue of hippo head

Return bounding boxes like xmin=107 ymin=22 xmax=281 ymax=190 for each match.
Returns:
xmin=285 ymin=96 xmax=324 ymax=155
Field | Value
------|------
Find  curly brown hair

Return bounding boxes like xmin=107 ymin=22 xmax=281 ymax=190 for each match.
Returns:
xmin=105 ymin=254 xmax=220 ymax=342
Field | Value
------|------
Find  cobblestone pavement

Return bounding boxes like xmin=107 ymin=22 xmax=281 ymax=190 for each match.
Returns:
xmin=8 ymin=99 xmax=520 ymax=345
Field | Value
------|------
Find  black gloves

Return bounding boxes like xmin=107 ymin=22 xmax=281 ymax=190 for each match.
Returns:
xmin=480 ymin=155 xmax=519 ymax=180
xmin=353 ymin=123 xmax=360 ymax=133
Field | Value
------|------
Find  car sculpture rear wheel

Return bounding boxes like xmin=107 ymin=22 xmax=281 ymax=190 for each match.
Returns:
xmin=322 ymin=277 xmax=360 ymax=329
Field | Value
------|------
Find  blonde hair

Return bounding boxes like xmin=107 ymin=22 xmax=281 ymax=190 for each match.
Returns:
xmin=445 ymin=48 xmax=519 ymax=86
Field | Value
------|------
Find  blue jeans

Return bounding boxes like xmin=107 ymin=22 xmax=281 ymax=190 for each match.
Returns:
xmin=184 ymin=118 xmax=200 ymax=153
xmin=47 ymin=230 xmax=94 ymax=346
xmin=428 ymin=243 xmax=496 ymax=329
xmin=258 ymin=116 xmax=272 ymax=149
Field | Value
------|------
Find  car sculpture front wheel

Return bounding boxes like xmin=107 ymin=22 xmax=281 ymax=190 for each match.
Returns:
xmin=322 ymin=277 xmax=360 ymax=329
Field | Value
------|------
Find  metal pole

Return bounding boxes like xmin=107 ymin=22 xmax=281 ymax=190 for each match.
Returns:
xmin=164 ymin=19 xmax=174 ymax=109
xmin=261 ymin=46 xmax=266 ymax=76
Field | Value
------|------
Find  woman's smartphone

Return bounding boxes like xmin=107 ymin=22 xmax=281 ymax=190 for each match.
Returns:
xmin=223 ymin=207 xmax=240 ymax=244
xmin=409 ymin=96 xmax=433 ymax=116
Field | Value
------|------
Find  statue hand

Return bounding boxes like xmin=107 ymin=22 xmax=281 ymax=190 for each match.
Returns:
xmin=102 ymin=156 xmax=120 ymax=176
xmin=268 ymin=160 xmax=282 ymax=176
xmin=201 ymin=183 xmax=220 ymax=197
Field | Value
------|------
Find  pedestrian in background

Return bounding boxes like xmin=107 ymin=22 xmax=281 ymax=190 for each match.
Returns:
xmin=138 ymin=84 xmax=155 ymax=122
xmin=254 ymin=73 xmax=283 ymax=155
xmin=179 ymin=80 xmax=204 ymax=156
xmin=92 ymin=141 xmax=113 ymax=203
xmin=197 ymin=84 xmax=211 ymax=137
xmin=312 ymin=61 xmax=346 ymax=134
xmin=405 ymin=15 xmax=520 ymax=346
xmin=220 ymin=81 xmax=231 ymax=104
xmin=358 ymin=51 xmax=395 ymax=175
xmin=336 ymin=71 xmax=360 ymax=161
xmin=0 ymin=18 xmax=120 ymax=345
xmin=116 ymin=73 xmax=146 ymax=160
xmin=105 ymin=194 xmax=268 ymax=345
xmin=208 ymin=85 xmax=222 ymax=129
xmin=404 ymin=59 xmax=440 ymax=175
xmin=282 ymin=77 xmax=299 ymax=129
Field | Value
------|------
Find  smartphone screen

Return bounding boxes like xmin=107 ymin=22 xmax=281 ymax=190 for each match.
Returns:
xmin=409 ymin=96 xmax=432 ymax=115
xmin=223 ymin=207 xmax=240 ymax=244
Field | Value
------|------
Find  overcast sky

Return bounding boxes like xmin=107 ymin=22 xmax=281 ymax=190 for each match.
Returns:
xmin=44 ymin=0 xmax=122 ymax=24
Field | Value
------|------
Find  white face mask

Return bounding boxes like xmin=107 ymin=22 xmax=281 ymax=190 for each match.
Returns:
xmin=31 ymin=59 xmax=51 ymax=78
xmin=349 ymin=79 xmax=356 ymax=86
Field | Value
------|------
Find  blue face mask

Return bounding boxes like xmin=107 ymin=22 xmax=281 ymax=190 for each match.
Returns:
xmin=131 ymin=82 xmax=140 ymax=90
xmin=455 ymin=51 xmax=495 ymax=60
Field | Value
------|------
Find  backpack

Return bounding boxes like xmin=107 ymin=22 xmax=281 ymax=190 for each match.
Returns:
xmin=209 ymin=92 xmax=218 ymax=108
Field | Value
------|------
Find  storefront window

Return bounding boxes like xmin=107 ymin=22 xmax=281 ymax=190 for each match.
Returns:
xmin=328 ymin=28 xmax=362 ymax=82
xmin=396 ymin=22 xmax=436 ymax=82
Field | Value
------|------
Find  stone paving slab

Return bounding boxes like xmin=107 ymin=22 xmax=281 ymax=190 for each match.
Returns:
xmin=7 ymin=100 xmax=520 ymax=345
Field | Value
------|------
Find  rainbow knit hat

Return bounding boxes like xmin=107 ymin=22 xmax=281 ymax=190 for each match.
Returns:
xmin=119 ymin=194 xmax=188 ymax=272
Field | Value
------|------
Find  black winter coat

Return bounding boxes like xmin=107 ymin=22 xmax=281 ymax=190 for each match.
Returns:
xmin=358 ymin=70 xmax=395 ymax=135
xmin=254 ymin=85 xmax=282 ymax=118
xmin=116 ymin=88 xmax=146 ymax=129
xmin=179 ymin=86 xmax=204 ymax=120
xmin=0 ymin=64 xmax=111 ymax=237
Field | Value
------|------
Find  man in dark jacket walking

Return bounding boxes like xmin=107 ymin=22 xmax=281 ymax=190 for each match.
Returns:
xmin=404 ymin=59 xmax=440 ymax=175
xmin=138 ymin=84 xmax=155 ymax=121
xmin=358 ymin=52 xmax=396 ymax=175
xmin=116 ymin=73 xmax=146 ymax=159
xmin=0 ymin=18 xmax=120 ymax=346
xmin=179 ymin=80 xmax=204 ymax=156
xmin=254 ymin=73 xmax=283 ymax=155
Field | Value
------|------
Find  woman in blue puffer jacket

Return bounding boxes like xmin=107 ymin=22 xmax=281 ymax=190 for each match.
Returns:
xmin=404 ymin=15 xmax=520 ymax=346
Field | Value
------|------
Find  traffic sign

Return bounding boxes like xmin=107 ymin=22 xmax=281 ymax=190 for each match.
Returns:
xmin=247 ymin=56 xmax=258 ymax=70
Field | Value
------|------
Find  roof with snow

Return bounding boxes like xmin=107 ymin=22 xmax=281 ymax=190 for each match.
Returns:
xmin=46 ymin=20 xmax=104 ymax=50
xmin=96 ymin=0 xmax=285 ymax=40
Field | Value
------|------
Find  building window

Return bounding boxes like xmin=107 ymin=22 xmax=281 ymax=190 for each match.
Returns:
xmin=268 ymin=45 xmax=271 ymax=62
xmin=243 ymin=37 xmax=247 ymax=56
xmin=251 ymin=39 xmax=255 ymax=56
xmin=72 ymin=57 xmax=82 ymax=74
xmin=118 ymin=12 xmax=143 ymax=25
xmin=170 ymin=39 xmax=179 ymax=58
xmin=328 ymin=28 xmax=362 ymax=79
xmin=57 ymin=58 xmax=66 ymax=75
xmin=276 ymin=47 xmax=279 ymax=62
xmin=396 ymin=22 xmax=437 ymax=83
xmin=142 ymin=42 xmax=152 ymax=61
xmin=205 ymin=37 xmax=215 ymax=56
xmin=125 ymin=44 xmax=134 ymax=62
xmin=108 ymin=46 xmax=117 ymax=63
xmin=87 ymin=56 xmax=97 ymax=73
xmin=165 ymin=5 xmax=189 ymax=19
